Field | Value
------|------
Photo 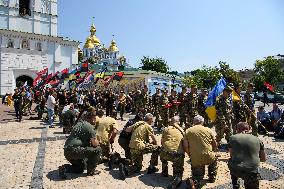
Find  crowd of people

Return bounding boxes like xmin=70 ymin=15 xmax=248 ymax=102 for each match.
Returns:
xmin=2 ymin=82 xmax=284 ymax=189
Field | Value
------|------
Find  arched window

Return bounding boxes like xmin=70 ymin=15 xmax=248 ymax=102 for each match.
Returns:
xmin=36 ymin=42 xmax=42 ymax=51
xmin=19 ymin=0 xmax=31 ymax=16
xmin=7 ymin=39 xmax=14 ymax=48
xmin=21 ymin=39 xmax=30 ymax=49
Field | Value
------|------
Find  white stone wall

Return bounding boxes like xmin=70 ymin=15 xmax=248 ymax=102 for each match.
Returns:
xmin=0 ymin=0 xmax=58 ymax=36
xmin=0 ymin=32 xmax=79 ymax=95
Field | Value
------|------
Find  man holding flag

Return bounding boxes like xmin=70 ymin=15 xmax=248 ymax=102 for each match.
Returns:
xmin=204 ymin=77 xmax=233 ymax=147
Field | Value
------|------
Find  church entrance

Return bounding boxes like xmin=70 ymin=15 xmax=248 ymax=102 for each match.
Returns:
xmin=16 ymin=75 xmax=33 ymax=87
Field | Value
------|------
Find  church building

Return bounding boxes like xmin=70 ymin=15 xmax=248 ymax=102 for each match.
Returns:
xmin=0 ymin=0 xmax=80 ymax=95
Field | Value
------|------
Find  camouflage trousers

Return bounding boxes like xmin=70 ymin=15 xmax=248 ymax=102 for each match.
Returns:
xmin=153 ymin=109 xmax=160 ymax=126
xmin=215 ymin=119 xmax=232 ymax=145
xmin=63 ymin=122 xmax=73 ymax=134
xmin=248 ymin=114 xmax=258 ymax=136
xmin=229 ymin=166 xmax=261 ymax=189
xmin=119 ymin=104 xmax=126 ymax=119
xmin=129 ymin=144 xmax=160 ymax=175
xmin=158 ymin=110 xmax=169 ymax=130
xmin=160 ymin=149 xmax=184 ymax=178
xmin=191 ymin=157 xmax=218 ymax=187
xmin=64 ymin=146 xmax=102 ymax=173
xmin=100 ymin=143 xmax=110 ymax=163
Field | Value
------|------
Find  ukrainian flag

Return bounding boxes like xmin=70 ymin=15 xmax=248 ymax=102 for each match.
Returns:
xmin=204 ymin=77 xmax=227 ymax=122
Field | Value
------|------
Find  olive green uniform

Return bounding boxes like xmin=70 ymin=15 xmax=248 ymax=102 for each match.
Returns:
xmin=128 ymin=121 xmax=159 ymax=174
xmin=232 ymin=98 xmax=247 ymax=134
xmin=186 ymin=93 xmax=198 ymax=128
xmin=64 ymin=121 xmax=102 ymax=174
xmin=152 ymin=92 xmax=161 ymax=127
xmin=160 ymin=123 xmax=185 ymax=178
xmin=244 ymin=92 xmax=258 ymax=136
xmin=215 ymin=95 xmax=233 ymax=144
xmin=197 ymin=93 xmax=209 ymax=127
xmin=95 ymin=117 xmax=118 ymax=162
xmin=168 ymin=94 xmax=178 ymax=118
xmin=178 ymin=92 xmax=188 ymax=127
xmin=158 ymin=94 xmax=169 ymax=130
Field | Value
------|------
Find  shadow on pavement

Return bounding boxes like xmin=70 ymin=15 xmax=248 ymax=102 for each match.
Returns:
xmin=138 ymin=172 xmax=170 ymax=188
xmin=46 ymin=169 xmax=85 ymax=181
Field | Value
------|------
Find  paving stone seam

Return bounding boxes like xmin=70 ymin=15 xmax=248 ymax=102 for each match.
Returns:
xmin=29 ymin=126 xmax=48 ymax=189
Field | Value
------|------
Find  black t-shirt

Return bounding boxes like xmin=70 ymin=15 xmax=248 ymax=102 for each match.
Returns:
xmin=58 ymin=93 xmax=67 ymax=106
xmin=13 ymin=93 xmax=22 ymax=104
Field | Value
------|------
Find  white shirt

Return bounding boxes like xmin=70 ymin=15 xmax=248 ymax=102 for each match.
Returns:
xmin=47 ymin=95 xmax=56 ymax=110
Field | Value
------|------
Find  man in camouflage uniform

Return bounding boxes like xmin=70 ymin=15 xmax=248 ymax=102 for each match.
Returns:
xmin=215 ymin=86 xmax=233 ymax=146
xmin=197 ymin=88 xmax=209 ymax=127
xmin=119 ymin=113 xmax=160 ymax=180
xmin=59 ymin=107 xmax=102 ymax=178
xmin=161 ymin=116 xmax=185 ymax=189
xmin=152 ymin=88 xmax=161 ymax=127
xmin=178 ymin=86 xmax=188 ymax=127
xmin=232 ymin=84 xmax=247 ymax=134
xmin=168 ymin=89 xmax=178 ymax=119
xmin=186 ymin=84 xmax=198 ymax=128
xmin=158 ymin=89 xmax=170 ymax=131
xmin=134 ymin=90 xmax=143 ymax=114
xmin=141 ymin=86 xmax=149 ymax=112
xmin=244 ymin=83 xmax=258 ymax=136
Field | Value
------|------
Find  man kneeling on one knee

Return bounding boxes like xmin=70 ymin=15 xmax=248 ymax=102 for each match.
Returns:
xmin=183 ymin=115 xmax=218 ymax=188
xmin=59 ymin=107 xmax=102 ymax=178
xmin=119 ymin=113 xmax=160 ymax=179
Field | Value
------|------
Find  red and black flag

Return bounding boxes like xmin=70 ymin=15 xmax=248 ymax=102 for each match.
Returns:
xmin=60 ymin=68 xmax=69 ymax=79
xmin=264 ymin=81 xmax=274 ymax=92
xmin=113 ymin=72 xmax=124 ymax=81
xmin=81 ymin=62 xmax=89 ymax=72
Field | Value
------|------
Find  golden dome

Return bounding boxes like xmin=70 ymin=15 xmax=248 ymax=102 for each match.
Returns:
xmin=84 ymin=36 xmax=94 ymax=49
xmin=90 ymin=35 xmax=101 ymax=46
xmin=108 ymin=39 xmax=119 ymax=52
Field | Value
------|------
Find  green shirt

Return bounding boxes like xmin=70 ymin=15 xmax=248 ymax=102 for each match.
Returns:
xmin=228 ymin=133 xmax=264 ymax=171
xmin=64 ymin=121 xmax=97 ymax=148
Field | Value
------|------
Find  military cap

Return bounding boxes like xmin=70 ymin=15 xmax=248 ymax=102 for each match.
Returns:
xmin=201 ymin=88 xmax=208 ymax=92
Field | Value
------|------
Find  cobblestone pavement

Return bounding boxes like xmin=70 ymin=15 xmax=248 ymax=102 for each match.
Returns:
xmin=0 ymin=102 xmax=284 ymax=189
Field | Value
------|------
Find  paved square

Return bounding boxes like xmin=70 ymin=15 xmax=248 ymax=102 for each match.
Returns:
xmin=0 ymin=103 xmax=284 ymax=189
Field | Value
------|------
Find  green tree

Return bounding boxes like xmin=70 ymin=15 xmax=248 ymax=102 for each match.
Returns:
xmin=219 ymin=61 xmax=241 ymax=86
xmin=252 ymin=56 xmax=284 ymax=91
xmin=190 ymin=65 xmax=221 ymax=89
xmin=140 ymin=56 xmax=169 ymax=73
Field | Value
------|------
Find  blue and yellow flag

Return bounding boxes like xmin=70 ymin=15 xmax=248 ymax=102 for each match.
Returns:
xmin=204 ymin=77 xmax=226 ymax=122
xmin=232 ymin=90 xmax=241 ymax=102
